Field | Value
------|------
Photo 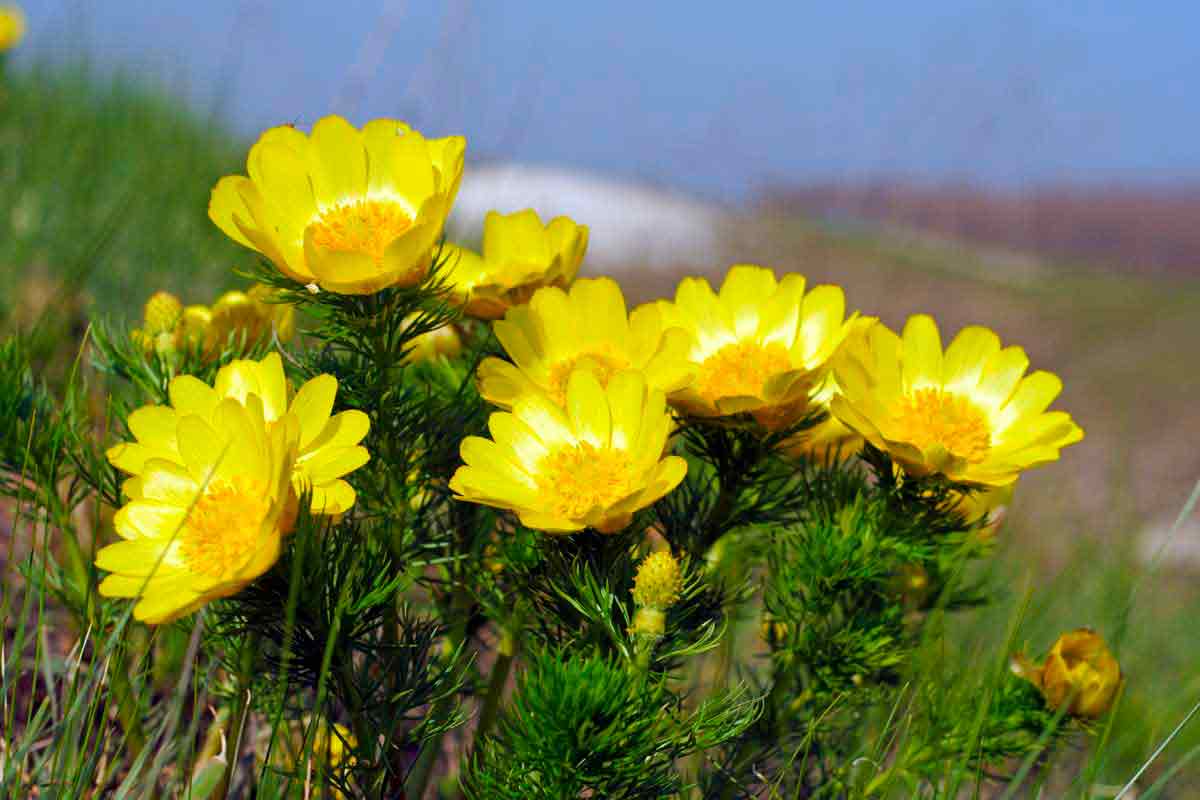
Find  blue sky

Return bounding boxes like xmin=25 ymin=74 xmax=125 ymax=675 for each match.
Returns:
xmin=17 ymin=1 xmax=1200 ymax=201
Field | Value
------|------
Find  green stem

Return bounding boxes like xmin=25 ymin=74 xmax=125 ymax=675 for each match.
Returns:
xmin=109 ymin=631 xmax=147 ymax=758
xmin=217 ymin=633 xmax=257 ymax=799
xmin=474 ymin=629 xmax=517 ymax=746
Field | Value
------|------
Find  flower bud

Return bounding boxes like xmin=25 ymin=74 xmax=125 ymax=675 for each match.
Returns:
xmin=632 ymin=550 xmax=683 ymax=611
xmin=401 ymin=314 xmax=463 ymax=364
xmin=1012 ymin=628 xmax=1121 ymax=718
xmin=142 ymin=291 xmax=184 ymax=336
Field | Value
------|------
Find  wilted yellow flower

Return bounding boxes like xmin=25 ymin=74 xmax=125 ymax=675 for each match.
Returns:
xmin=108 ymin=353 xmax=369 ymax=515
xmin=400 ymin=314 xmax=463 ymax=364
xmin=208 ymin=353 xmax=370 ymax=514
xmin=451 ymin=368 xmax=686 ymax=533
xmin=0 ymin=5 xmax=25 ymax=51
xmin=445 ymin=209 xmax=589 ymax=319
xmin=96 ymin=398 xmax=299 ymax=623
xmin=831 ymin=315 xmax=1084 ymax=486
xmin=632 ymin=550 xmax=683 ymax=610
xmin=205 ymin=285 xmax=296 ymax=351
xmin=650 ymin=265 xmax=852 ymax=429
xmin=1012 ymin=629 xmax=1122 ymax=718
xmin=476 ymin=277 xmax=694 ymax=409
xmin=209 ymin=116 xmax=465 ymax=294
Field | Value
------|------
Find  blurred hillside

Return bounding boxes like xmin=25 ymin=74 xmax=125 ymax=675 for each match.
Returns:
xmin=760 ymin=182 xmax=1200 ymax=278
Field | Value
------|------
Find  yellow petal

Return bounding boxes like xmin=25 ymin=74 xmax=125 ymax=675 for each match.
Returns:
xmin=487 ymin=413 xmax=551 ymax=467
xmin=382 ymin=130 xmax=436 ymax=210
xmin=991 ymin=371 xmax=1063 ymax=434
xmin=251 ymin=138 xmax=318 ymax=228
xmin=477 ymin=358 xmax=536 ymax=409
xmin=169 ymin=375 xmax=219 ymax=420
xmin=512 ymin=393 xmax=575 ymax=449
xmin=461 ymin=436 xmax=538 ymax=489
xmin=95 ymin=539 xmax=184 ymax=574
xmin=303 ymin=446 xmax=370 ymax=485
xmin=719 ymin=264 xmax=777 ymax=340
xmin=302 ymin=410 xmax=370 ymax=457
xmin=256 ymin=353 xmax=289 ymax=422
xmin=289 ymin=375 xmax=337 ymax=451
xmin=137 ymin=460 xmax=200 ymax=507
xmin=113 ymin=501 xmax=188 ymax=541
xmin=128 ymin=406 xmax=178 ymax=446
xmin=975 ymin=345 xmax=1030 ymax=411
xmin=308 ymin=115 xmax=367 ymax=207
xmin=361 ymin=118 xmax=413 ymax=197
xmin=605 ymin=371 xmax=647 ymax=451
xmin=208 ymin=176 xmax=259 ymax=250
xmin=566 ymin=369 xmax=611 ymax=448
xmin=901 ymin=314 xmax=943 ymax=392
xmin=309 ymin=480 xmax=357 ymax=515
xmin=572 ymin=278 xmax=629 ymax=348
xmin=798 ymin=285 xmax=846 ymax=366
xmin=943 ymin=326 xmax=1001 ymax=394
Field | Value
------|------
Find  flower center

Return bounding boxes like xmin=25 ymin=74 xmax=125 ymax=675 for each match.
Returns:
xmin=180 ymin=477 xmax=271 ymax=579
xmin=546 ymin=351 xmax=631 ymax=405
xmin=892 ymin=388 xmax=991 ymax=462
xmin=309 ymin=199 xmax=412 ymax=264
xmin=535 ymin=442 xmax=634 ymax=520
xmin=694 ymin=341 xmax=792 ymax=403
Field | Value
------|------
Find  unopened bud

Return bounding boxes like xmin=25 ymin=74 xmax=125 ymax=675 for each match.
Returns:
xmin=632 ymin=550 xmax=683 ymax=610
xmin=1012 ymin=628 xmax=1121 ymax=718
xmin=142 ymin=291 xmax=183 ymax=336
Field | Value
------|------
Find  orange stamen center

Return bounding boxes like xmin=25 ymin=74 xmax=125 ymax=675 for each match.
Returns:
xmin=180 ymin=477 xmax=271 ymax=579
xmin=535 ymin=442 xmax=634 ymax=521
xmin=694 ymin=341 xmax=792 ymax=403
xmin=309 ymin=199 xmax=412 ymax=264
xmin=893 ymin=388 xmax=991 ymax=462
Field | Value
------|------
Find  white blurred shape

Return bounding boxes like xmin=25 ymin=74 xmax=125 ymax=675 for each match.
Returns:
xmin=448 ymin=162 xmax=729 ymax=278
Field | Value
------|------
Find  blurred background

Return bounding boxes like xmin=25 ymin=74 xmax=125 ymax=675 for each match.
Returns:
xmin=4 ymin=0 xmax=1200 ymax=788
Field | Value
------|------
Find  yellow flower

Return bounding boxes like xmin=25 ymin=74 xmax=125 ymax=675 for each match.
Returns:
xmin=209 ymin=116 xmax=465 ymax=294
xmin=650 ymin=265 xmax=852 ymax=429
xmin=96 ymin=397 xmax=299 ymax=623
xmin=1012 ymin=629 xmax=1122 ymax=718
xmin=205 ymin=284 xmax=296 ymax=352
xmin=0 ymin=5 xmax=25 ymax=51
xmin=477 ymin=277 xmax=694 ymax=409
xmin=831 ymin=315 xmax=1084 ymax=486
xmin=783 ymin=317 xmax=878 ymax=461
xmin=445 ymin=209 xmax=589 ymax=319
xmin=400 ymin=314 xmax=463 ymax=364
xmin=107 ymin=353 xmax=369 ymax=515
xmin=208 ymin=354 xmax=370 ymax=514
xmin=451 ymin=368 xmax=686 ymax=533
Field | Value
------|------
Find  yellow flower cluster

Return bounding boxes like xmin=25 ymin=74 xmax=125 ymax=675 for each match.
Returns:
xmin=131 ymin=284 xmax=294 ymax=359
xmin=100 ymin=113 xmax=1088 ymax=622
xmin=98 ymin=354 xmax=369 ymax=623
xmin=0 ymin=5 xmax=24 ymax=52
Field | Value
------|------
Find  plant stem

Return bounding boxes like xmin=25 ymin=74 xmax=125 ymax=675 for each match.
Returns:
xmin=474 ymin=629 xmax=517 ymax=746
xmin=217 ymin=633 xmax=257 ymax=799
